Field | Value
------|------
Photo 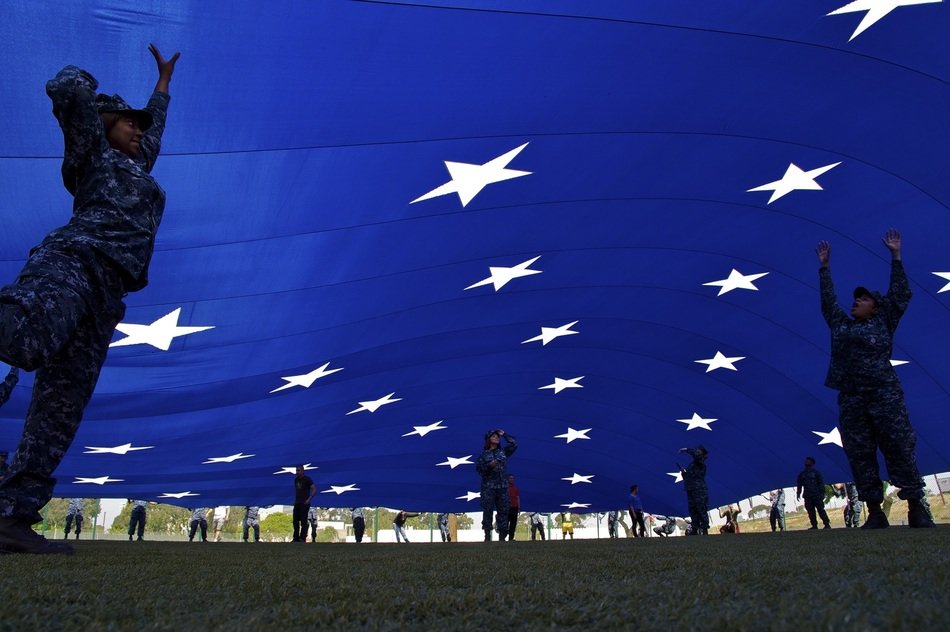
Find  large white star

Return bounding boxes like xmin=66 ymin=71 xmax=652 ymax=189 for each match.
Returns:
xmin=933 ymin=272 xmax=950 ymax=293
xmin=159 ymin=491 xmax=199 ymax=499
xmin=273 ymin=463 xmax=318 ymax=475
xmin=561 ymin=473 xmax=594 ymax=485
xmin=523 ymin=321 xmax=580 ymax=346
xmin=270 ymin=362 xmax=343 ymax=393
xmin=83 ymin=443 xmax=154 ymax=455
xmin=813 ymin=427 xmax=843 ymax=447
xmin=677 ymin=413 xmax=718 ymax=431
xmin=890 ymin=359 xmax=909 ymax=367
xmin=321 ymin=484 xmax=360 ymax=495
xmin=695 ymin=352 xmax=745 ymax=373
xmin=554 ymin=427 xmax=591 ymax=443
xmin=828 ymin=0 xmax=942 ymax=41
xmin=703 ymin=269 xmax=769 ymax=296
xmin=456 ymin=491 xmax=481 ymax=502
xmin=74 ymin=476 xmax=124 ymax=485
xmin=347 ymin=392 xmax=402 ymax=415
xmin=539 ymin=376 xmax=585 ymax=394
xmin=110 ymin=308 xmax=215 ymax=351
xmin=667 ymin=471 xmax=684 ymax=483
xmin=203 ymin=452 xmax=255 ymax=464
xmin=402 ymin=420 xmax=447 ymax=437
xmin=465 ymin=256 xmax=542 ymax=292
xmin=747 ymin=162 xmax=841 ymax=204
xmin=437 ymin=455 xmax=474 ymax=469
xmin=411 ymin=143 xmax=532 ymax=207
xmin=561 ymin=502 xmax=591 ymax=509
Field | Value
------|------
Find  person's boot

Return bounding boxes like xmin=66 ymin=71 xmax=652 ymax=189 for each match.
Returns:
xmin=483 ymin=529 xmax=491 ymax=542
xmin=0 ymin=518 xmax=74 ymax=555
xmin=63 ymin=532 xmax=69 ymax=540
xmin=75 ymin=532 xmax=80 ymax=540
xmin=128 ymin=535 xmax=133 ymax=541
xmin=861 ymin=502 xmax=889 ymax=529
xmin=907 ymin=500 xmax=936 ymax=528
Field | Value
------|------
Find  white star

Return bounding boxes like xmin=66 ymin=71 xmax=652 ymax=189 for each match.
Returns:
xmin=110 ymin=308 xmax=215 ymax=351
xmin=74 ymin=476 xmax=124 ymax=485
xmin=561 ymin=502 xmax=591 ymax=509
xmin=554 ymin=427 xmax=591 ymax=443
xmin=695 ymin=352 xmax=746 ymax=373
xmin=703 ymin=269 xmax=769 ymax=296
xmin=747 ymin=162 xmax=841 ymax=204
xmin=890 ymin=359 xmax=909 ymax=367
xmin=828 ymin=0 xmax=942 ymax=41
xmin=677 ymin=413 xmax=718 ymax=431
xmin=411 ymin=143 xmax=532 ymax=207
xmin=437 ymin=455 xmax=474 ymax=469
xmin=813 ymin=427 xmax=843 ymax=447
xmin=933 ymin=272 xmax=950 ymax=293
xmin=159 ymin=491 xmax=199 ymax=499
xmin=347 ymin=392 xmax=402 ymax=415
xmin=465 ymin=256 xmax=542 ymax=292
xmin=456 ymin=491 xmax=481 ymax=502
xmin=523 ymin=321 xmax=580 ymax=346
xmin=270 ymin=362 xmax=343 ymax=393
xmin=83 ymin=443 xmax=154 ymax=455
xmin=203 ymin=452 xmax=255 ymax=464
xmin=539 ymin=376 xmax=585 ymax=394
xmin=667 ymin=471 xmax=684 ymax=483
xmin=402 ymin=420 xmax=448 ymax=437
xmin=272 ymin=463 xmax=318 ymax=475
xmin=321 ymin=484 xmax=360 ymax=495
xmin=561 ymin=473 xmax=595 ymax=485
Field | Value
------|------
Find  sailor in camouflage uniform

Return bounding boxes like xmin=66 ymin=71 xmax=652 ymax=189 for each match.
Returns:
xmin=796 ymin=457 xmax=831 ymax=529
xmin=188 ymin=507 xmax=209 ymax=542
xmin=0 ymin=45 xmax=179 ymax=555
xmin=768 ymin=489 xmax=786 ymax=532
xmin=243 ymin=506 xmax=261 ymax=542
xmin=475 ymin=429 xmax=517 ymax=542
xmin=128 ymin=500 xmax=148 ymax=541
xmin=437 ymin=512 xmax=451 ymax=542
xmin=817 ymin=231 xmax=934 ymax=529
xmin=63 ymin=498 xmax=84 ymax=540
xmin=678 ymin=446 xmax=709 ymax=535
xmin=843 ymin=482 xmax=863 ymax=528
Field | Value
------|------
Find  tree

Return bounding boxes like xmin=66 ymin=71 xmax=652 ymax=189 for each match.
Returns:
xmin=260 ymin=511 xmax=293 ymax=541
xmin=747 ymin=504 xmax=770 ymax=520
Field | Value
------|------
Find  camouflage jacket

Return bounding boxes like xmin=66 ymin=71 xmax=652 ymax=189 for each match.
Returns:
xmin=0 ymin=367 xmax=18 ymax=406
xmin=190 ymin=507 xmax=208 ymax=522
xmin=66 ymin=498 xmax=84 ymax=516
xmin=820 ymin=261 xmax=910 ymax=393
xmin=45 ymin=66 xmax=170 ymax=292
xmin=244 ymin=506 xmax=260 ymax=523
xmin=797 ymin=468 xmax=824 ymax=501
xmin=682 ymin=448 xmax=707 ymax=493
xmin=475 ymin=436 xmax=517 ymax=488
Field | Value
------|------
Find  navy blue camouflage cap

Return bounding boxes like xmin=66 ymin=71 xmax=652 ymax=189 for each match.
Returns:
xmin=853 ymin=286 xmax=881 ymax=305
xmin=95 ymin=93 xmax=153 ymax=131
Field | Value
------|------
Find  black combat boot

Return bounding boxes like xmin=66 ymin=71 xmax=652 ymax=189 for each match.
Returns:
xmin=907 ymin=500 xmax=936 ymax=528
xmin=0 ymin=518 xmax=74 ymax=555
xmin=860 ymin=502 xmax=889 ymax=529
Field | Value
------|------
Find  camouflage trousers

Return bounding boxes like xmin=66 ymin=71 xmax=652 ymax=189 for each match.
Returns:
xmin=838 ymin=388 xmax=925 ymax=503
xmin=685 ymin=488 xmax=709 ymax=533
xmin=0 ymin=241 xmax=126 ymax=523
xmin=65 ymin=512 xmax=83 ymax=535
xmin=480 ymin=485 xmax=510 ymax=536
xmin=803 ymin=496 xmax=830 ymax=528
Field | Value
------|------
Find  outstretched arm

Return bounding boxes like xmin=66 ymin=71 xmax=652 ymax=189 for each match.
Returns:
xmin=882 ymin=228 xmax=911 ymax=329
xmin=817 ymin=240 xmax=848 ymax=328
xmin=46 ymin=66 xmax=107 ymax=195
xmin=137 ymin=44 xmax=180 ymax=172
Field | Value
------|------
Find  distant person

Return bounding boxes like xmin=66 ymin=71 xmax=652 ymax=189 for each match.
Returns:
xmin=528 ymin=512 xmax=546 ymax=541
xmin=653 ymin=515 xmax=676 ymax=537
xmin=628 ymin=485 xmax=647 ymax=537
xmin=816 ymin=231 xmax=934 ymax=529
xmin=63 ymin=498 xmax=84 ymax=540
xmin=607 ymin=510 xmax=620 ymax=539
xmin=188 ymin=507 xmax=208 ymax=542
xmin=307 ymin=506 xmax=319 ymax=543
xmin=769 ymin=489 xmax=786 ymax=532
xmin=506 ymin=475 xmax=521 ymax=541
xmin=797 ymin=456 xmax=831 ymax=530
xmin=558 ymin=511 xmax=574 ymax=540
xmin=719 ymin=505 xmax=740 ymax=534
xmin=292 ymin=465 xmax=316 ymax=543
xmin=475 ymin=429 xmax=517 ymax=542
xmin=243 ymin=506 xmax=260 ymax=542
xmin=212 ymin=506 xmax=229 ymax=542
xmin=393 ymin=511 xmax=418 ymax=543
xmin=679 ymin=446 xmax=709 ymax=535
xmin=127 ymin=500 xmax=147 ymax=541
xmin=438 ymin=513 xmax=451 ymax=542
xmin=352 ymin=507 xmax=366 ymax=543
xmin=843 ymin=483 xmax=863 ymax=529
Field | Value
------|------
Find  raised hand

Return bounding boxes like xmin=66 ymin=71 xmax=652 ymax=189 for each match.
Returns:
xmin=816 ymin=240 xmax=830 ymax=267
xmin=149 ymin=43 xmax=180 ymax=78
xmin=882 ymin=228 xmax=901 ymax=258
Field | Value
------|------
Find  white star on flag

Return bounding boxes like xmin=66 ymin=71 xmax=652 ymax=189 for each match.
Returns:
xmin=539 ymin=376 xmax=585 ymax=394
xmin=667 ymin=471 xmax=684 ymax=483
xmin=270 ymin=362 xmax=343 ymax=393
xmin=203 ymin=452 xmax=255 ymax=464
xmin=411 ymin=142 xmax=532 ymax=207
xmin=457 ymin=491 xmax=481 ymax=502
xmin=110 ymin=307 xmax=215 ymax=351
xmin=347 ymin=392 xmax=402 ymax=415
xmin=402 ymin=420 xmax=447 ymax=437
xmin=523 ymin=321 xmax=579 ymax=346
xmin=465 ymin=256 xmax=542 ymax=292
xmin=828 ymin=0 xmax=942 ymax=41
xmin=695 ymin=352 xmax=745 ymax=373
xmin=74 ymin=476 xmax=123 ymax=485
xmin=890 ymin=359 xmax=909 ymax=367
xmin=322 ymin=484 xmax=360 ymax=495
xmin=159 ymin=491 xmax=199 ymax=499
xmin=561 ymin=502 xmax=591 ymax=509
xmin=813 ymin=427 xmax=843 ymax=447
xmin=933 ymin=272 xmax=950 ymax=293
xmin=554 ymin=427 xmax=591 ymax=443
xmin=437 ymin=455 xmax=474 ymax=469
xmin=83 ymin=443 xmax=154 ymax=455
xmin=677 ymin=413 xmax=718 ymax=431
xmin=561 ymin=473 xmax=594 ymax=485
xmin=703 ymin=269 xmax=769 ymax=296
xmin=273 ymin=463 xmax=318 ymax=475
xmin=747 ymin=162 xmax=841 ymax=204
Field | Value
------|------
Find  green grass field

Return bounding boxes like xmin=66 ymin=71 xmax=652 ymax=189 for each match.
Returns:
xmin=1 ymin=526 xmax=947 ymax=630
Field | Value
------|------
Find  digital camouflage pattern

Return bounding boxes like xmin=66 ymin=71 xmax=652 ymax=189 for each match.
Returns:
xmin=476 ymin=434 xmax=517 ymax=537
xmin=682 ymin=448 xmax=709 ymax=534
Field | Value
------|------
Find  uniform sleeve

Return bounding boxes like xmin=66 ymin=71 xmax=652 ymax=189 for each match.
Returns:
xmin=0 ymin=367 xmax=18 ymax=406
xmin=136 ymin=91 xmax=171 ymax=173
xmin=503 ymin=436 xmax=518 ymax=457
xmin=819 ymin=268 xmax=848 ymax=329
xmin=881 ymin=260 xmax=912 ymax=332
xmin=46 ymin=66 xmax=107 ymax=196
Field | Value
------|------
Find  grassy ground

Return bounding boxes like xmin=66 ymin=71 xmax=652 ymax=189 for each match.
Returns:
xmin=1 ymin=526 xmax=947 ymax=631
